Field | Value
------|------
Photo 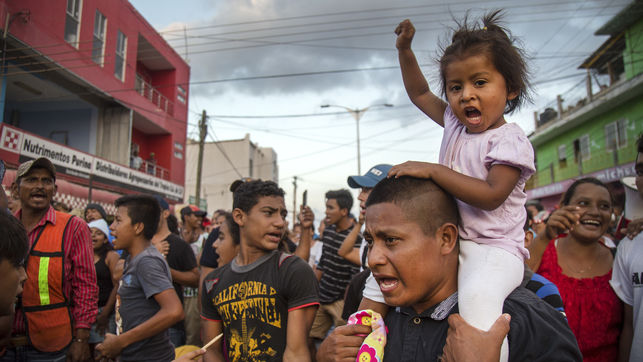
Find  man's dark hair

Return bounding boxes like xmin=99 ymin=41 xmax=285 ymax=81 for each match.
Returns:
xmin=167 ymin=214 xmax=179 ymax=235
xmin=439 ymin=10 xmax=531 ymax=114
xmin=637 ymin=133 xmax=643 ymax=154
xmin=560 ymin=177 xmax=612 ymax=207
xmin=366 ymin=177 xmax=459 ymax=236
xmin=114 ymin=195 xmax=160 ymax=240
xmin=523 ymin=206 xmax=533 ymax=231
xmin=0 ymin=211 xmax=29 ymax=267
xmin=526 ymin=200 xmax=544 ymax=212
xmin=233 ymin=180 xmax=285 ymax=213
xmin=325 ymin=189 xmax=353 ymax=212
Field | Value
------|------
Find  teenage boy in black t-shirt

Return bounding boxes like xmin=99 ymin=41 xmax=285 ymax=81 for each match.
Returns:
xmin=201 ymin=180 xmax=319 ymax=362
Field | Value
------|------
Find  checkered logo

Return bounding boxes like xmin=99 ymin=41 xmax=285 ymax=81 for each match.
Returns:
xmin=53 ymin=194 xmax=116 ymax=215
xmin=2 ymin=128 xmax=21 ymax=152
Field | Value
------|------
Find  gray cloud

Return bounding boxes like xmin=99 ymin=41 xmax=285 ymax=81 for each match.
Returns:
xmin=151 ymin=0 xmax=631 ymax=131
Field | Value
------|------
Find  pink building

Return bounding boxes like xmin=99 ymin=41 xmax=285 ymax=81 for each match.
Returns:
xmin=0 ymin=0 xmax=190 ymax=212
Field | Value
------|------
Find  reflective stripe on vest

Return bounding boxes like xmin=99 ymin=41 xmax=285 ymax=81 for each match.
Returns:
xmin=22 ymin=211 xmax=74 ymax=353
xmin=38 ymin=257 xmax=50 ymax=305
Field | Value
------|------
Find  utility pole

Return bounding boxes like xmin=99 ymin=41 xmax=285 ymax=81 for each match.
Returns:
xmin=320 ymin=103 xmax=393 ymax=174
xmin=292 ymin=176 xmax=298 ymax=227
xmin=195 ymin=110 xmax=207 ymax=206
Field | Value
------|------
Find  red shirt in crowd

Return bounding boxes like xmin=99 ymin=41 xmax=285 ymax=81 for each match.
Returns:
xmin=537 ymin=239 xmax=622 ymax=362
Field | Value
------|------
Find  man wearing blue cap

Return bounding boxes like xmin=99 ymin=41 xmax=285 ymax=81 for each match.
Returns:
xmin=339 ymin=164 xmax=392 ymax=319
xmin=338 ymin=164 xmax=393 ymax=268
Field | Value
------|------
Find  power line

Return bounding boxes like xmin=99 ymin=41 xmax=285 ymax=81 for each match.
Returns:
xmin=159 ymin=4 xmax=623 ymax=51
xmin=209 ymin=105 xmax=406 ymax=119
xmin=157 ymin=0 xmax=616 ymax=37
xmin=1 ymin=3 xmax=626 ymax=76
xmin=206 ymin=126 xmax=244 ymax=178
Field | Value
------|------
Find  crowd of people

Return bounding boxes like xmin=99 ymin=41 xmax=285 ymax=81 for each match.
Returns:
xmin=0 ymin=11 xmax=642 ymax=362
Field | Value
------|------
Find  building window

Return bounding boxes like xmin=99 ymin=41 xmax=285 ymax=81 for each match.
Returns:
xmin=557 ymin=145 xmax=566 ymax=161
xmin=574 ymin=135 xmax=590 ymax=162
xmin=92 ymin=11 xmax=107 ymax=65
xmin=617 ymin=119 xmax=628 ymax=148
xmin=177 ymin=85 xmax=187 ymax=104
xmin=558 ymin=144 xmax=567 ymax=167
xmin=64 ymin=0 xmax=82 ymax=46
xmin=605 ymin=119 xmax=628 ymax=151
xmin=114 ymin=30 xmax=127 ymax=81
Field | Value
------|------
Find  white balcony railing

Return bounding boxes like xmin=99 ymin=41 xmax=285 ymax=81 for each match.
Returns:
xmin=135 ymin=74 xmax=174 ymax=115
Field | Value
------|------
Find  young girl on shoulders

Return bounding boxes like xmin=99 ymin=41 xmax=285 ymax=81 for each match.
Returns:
xmin=381 ymin=11 xmax=535 ymax=361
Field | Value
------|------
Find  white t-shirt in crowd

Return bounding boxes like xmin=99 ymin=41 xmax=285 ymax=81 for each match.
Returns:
xmin=308 ymin=241 xmax=323 ymax=268
xmin=610 ymin=232 xmax=643 ymax=362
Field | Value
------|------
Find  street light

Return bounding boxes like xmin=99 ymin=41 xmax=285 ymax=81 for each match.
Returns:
xmin=321 ymin=103 xmax=393 ymax=174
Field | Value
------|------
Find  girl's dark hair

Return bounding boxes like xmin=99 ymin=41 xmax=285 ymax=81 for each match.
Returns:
xmin=439 ymin=10 xmax=531 ymax=114
xmin=95 ymin=239 xmax=113 ymax=258
xmin=167 ymin=214 xmax=179 ymax=235
xmin=222 ymin=212 xmax=240 ymax=245
xmin=561 ymin=177 xmax=612 ymax=206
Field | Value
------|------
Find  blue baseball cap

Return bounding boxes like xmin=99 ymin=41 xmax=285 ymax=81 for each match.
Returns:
xmin=347 ymin=164 xmax=392 ymax=188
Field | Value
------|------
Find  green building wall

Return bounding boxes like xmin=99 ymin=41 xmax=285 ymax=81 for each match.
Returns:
xmin=624 ymin=18 xmax=643 ymax=80
xmin=531 ymin=97 xmax=643 ymax=188
xmin=529 ymin=14 xmax=643 ymax=190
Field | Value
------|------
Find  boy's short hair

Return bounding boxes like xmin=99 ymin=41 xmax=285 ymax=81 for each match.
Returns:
xmin=365 ymin=177 xmax=459 ymax=236
xmin=114 ymin=195 xmax=161 ymax=240
xmin=233 ymin=180 xmax=285 ymax=213
xmin=0 ymin=211 xmax=29 ymax=267
xmin=325 ymin=189 xmax=353 ymax=212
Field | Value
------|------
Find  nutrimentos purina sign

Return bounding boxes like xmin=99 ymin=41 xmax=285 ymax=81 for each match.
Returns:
xmin=1 ymin=124 xmax=184 ymax=201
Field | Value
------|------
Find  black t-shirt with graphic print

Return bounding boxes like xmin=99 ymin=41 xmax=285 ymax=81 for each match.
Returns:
xmin=201 ymin=250 xmax=319 ymax=361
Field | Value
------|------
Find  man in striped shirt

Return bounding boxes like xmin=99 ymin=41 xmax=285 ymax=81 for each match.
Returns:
xmin=4 ymin=158 xmax=97 ymax=362
xmin=309 ymin=189 xmax=362 ymax=346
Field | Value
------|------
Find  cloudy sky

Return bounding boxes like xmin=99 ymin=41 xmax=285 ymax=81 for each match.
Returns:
xmin=131 ymin=0 xmax=630 ymax=221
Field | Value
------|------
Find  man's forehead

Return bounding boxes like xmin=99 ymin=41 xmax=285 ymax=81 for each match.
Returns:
xmin=255 ymin=195 xmax=285 ymax=208
xmin=326 ymin=198 xmax=339 ymax=206
xmin=115 ymin=206 xmax=129 ymax=217
xmin=23 ymin=167 xmax=54 ymax=179
xmin=365 ymin=202 xmax=406 ymax=228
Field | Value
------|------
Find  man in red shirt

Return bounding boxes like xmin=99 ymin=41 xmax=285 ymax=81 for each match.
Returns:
xmin=3 ymin=158 xmax=97 ymax=362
